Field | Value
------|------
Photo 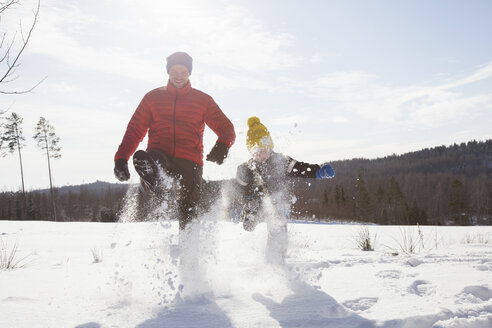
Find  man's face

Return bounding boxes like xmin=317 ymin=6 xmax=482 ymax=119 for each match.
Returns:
xmin=169 ymin=65 xmax=190 ymax=89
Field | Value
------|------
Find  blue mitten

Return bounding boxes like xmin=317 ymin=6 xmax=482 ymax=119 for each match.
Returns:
xmin=315 ymin=164 xmax=335 ymax=179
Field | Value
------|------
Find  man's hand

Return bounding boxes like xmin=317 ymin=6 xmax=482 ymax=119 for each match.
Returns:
xmin=114 ymin=159 xmax=130 ymax=181
xmin=206 ymin=142 xmax=229 ymax=165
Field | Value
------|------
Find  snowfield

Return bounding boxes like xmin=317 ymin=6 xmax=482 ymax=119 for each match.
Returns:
xmin=1 ymin=218 xmax=492 ymax=328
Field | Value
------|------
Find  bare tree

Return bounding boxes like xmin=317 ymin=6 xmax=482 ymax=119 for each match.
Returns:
xmin=33 ymin=116 xmax=61 ymax=221
xmin=1 ymin=111 xmax=26 ymax=195
xmin=0 ymin=0 xmax=43 ymax=94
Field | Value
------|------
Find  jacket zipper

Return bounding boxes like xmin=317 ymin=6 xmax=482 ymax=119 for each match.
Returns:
xmin=172 ymin=90 xmax=178 ymax=157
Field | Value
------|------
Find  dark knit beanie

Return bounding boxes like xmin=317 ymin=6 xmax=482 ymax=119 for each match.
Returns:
xmin=166 ymin=52 xmax=193 ymax=75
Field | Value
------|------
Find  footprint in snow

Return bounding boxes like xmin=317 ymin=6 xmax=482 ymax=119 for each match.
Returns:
xmin=462 ymin=285 xmax=492 ymax=302
xmin=408 ymin=280 xmax=436 ymax=296
xmin=342 ymin=297 xmax=379 ymax=312
xmin=406 ymin=258 xmax=424 ymax=267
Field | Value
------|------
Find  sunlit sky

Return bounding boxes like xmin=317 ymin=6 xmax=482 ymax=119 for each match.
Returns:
xmin=1 ymin=0 xmax=491 ymax=190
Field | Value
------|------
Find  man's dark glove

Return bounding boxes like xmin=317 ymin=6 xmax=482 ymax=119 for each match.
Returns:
xmin=206 ymin=142 xmax=229 ymax=165
xmin=114 ymin=159 xmax=130 ymax=181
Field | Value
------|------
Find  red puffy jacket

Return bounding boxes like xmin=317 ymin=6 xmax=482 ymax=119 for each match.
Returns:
xmin=115 ymin=81 xmax=235 ymax=166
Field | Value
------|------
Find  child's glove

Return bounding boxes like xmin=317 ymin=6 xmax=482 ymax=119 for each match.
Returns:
xmin=315 ymin=164 xmax=335 ymax=180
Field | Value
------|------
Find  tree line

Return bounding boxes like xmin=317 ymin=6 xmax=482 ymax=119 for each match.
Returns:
xmin=0 ymin=181 xmax=128 ymax=222
xmin=289 ymin=139 xmax=492 ymax=225
xmin=0 ymin=139 xmax=491 ymax=225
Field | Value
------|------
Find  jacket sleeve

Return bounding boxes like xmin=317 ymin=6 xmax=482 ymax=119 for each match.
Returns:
xmin=114 ymin=96 xmax=152 ymax=161
xmin=204 ymin=97 xmax=236 ymax=148
xmin=286 ymin=156 xmax=320 ymax=179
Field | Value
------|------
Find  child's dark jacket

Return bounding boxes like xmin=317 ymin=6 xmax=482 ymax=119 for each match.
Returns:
xmin=235 ymin=151 xmax=320 ymax=197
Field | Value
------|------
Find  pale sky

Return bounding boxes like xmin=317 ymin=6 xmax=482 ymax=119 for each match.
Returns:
xmin=1 ymin=0 xmax=491 ymax=191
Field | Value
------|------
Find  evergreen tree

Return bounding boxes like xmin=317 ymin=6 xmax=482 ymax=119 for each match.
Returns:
xmin=375 ymin=186 xmax=386 ymax=224
xmin=334 ymin=185 xmax=342 ymax=208
xmin=408 ymin=200 xmax=422 ymax=225
xmin=354 ymin=173 xmax=372 ymax=222
xmin=1 ymin=112 xmax=27 ymax=199
xmin=449 ymin=179 xmax=470 ymax=225
xmin=26 ymin=194 xmax=38 ymax=220
xmin=387 ymin=176 xmax=408 ymax=224
xmin=33 ymin=117 xmax=61 ymax=221
xmin=322 ymin=190 xmax=329 ymax=207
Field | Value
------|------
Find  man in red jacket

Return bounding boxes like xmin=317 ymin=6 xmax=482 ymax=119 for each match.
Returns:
xmin=114 ymin=52 xmax=236 ymax=230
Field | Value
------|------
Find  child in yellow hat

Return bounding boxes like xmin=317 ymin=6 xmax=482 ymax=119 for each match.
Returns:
xmin=235 ymin=116 xmax=335 ymax=264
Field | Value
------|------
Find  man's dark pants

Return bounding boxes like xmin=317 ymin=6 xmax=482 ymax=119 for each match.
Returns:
xmin=138 ymin=149 xmax=202 ymax=230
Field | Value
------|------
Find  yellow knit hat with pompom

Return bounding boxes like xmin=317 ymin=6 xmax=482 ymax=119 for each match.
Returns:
xmin=246 ymin=116 xmax=274 ymax=155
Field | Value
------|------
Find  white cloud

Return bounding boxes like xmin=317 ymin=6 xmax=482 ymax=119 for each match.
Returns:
xmin=27 ymin=0 xmax=297 ymax=83
xmin=331 ymin=115 xmax=349 ymax=123
xmin=310 ymin=54 xmax=324 ymax=63
xmin=409 ymin=93 xmax=491 ymax=127
xmin=289 ymin=62 xmax=492 ymax=128
xmin=448 ymin=62 xmax=492 ymax=87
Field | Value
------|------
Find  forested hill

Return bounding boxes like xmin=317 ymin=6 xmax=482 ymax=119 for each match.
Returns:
xmin=333 ymin=139 xmax=492 ymax=178
xmin=291 ymin=139 xmax=492 ymax=225
xmin=34 ymin=180 xmax=128 ymax=197
xmin=1 ymin=140 xmax=491 ymax=225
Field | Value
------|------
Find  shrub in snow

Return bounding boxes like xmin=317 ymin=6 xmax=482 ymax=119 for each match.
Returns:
xmin=0 ymin=236 xmax=30 ymax=270
xmin=396 ymin=227 xmax=420 ymax=254
xmin=91 ymin=247 xmax=103 ymax=263
xmin=462 ymin=233 xmax=491 ymax=244
xmin=354 ymin=225 xmax=377 ymax=251
xmin=384 ymin=226 xmax=422 ymax=255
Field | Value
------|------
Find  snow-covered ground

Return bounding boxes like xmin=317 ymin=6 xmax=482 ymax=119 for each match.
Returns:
xmin=1 ymin=218 xmax=492 ymax=328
